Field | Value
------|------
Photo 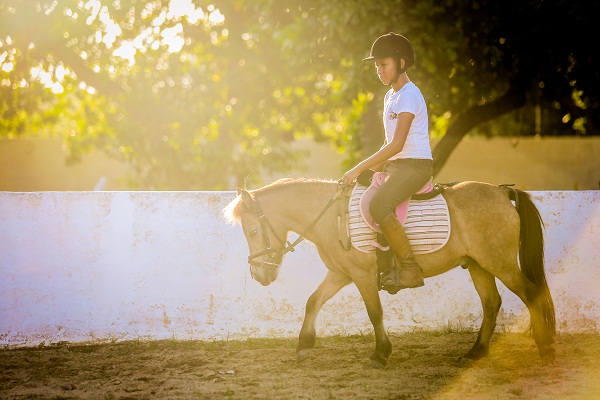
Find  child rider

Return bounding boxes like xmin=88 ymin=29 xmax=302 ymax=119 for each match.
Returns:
xmin=341 ymin=32 xmax=433 ymax=292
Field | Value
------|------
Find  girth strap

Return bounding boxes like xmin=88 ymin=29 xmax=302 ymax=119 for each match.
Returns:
xmin=337 ymin=184 xmax=352 ymax=251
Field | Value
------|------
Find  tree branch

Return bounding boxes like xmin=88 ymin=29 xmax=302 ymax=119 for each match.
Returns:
xmin=432 ymin=84 xmax=527 ymax=176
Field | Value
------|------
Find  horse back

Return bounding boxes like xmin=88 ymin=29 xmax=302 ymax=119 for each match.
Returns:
xmin=442 ymin=181 xmax=521 ymax=243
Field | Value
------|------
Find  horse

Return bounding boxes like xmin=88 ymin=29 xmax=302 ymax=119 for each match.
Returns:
xmin=222 ymin=178 xmax=556 ymax=368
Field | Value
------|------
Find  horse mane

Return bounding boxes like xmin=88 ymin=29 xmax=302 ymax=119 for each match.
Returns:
xmin=255 ymin=177 xmax=331 ymax=193
xmin=222 ymin=177 xmax=335 ymax=224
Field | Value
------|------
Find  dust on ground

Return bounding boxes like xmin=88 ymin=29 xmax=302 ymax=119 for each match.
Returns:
xmin=1 ymin=332 xmax=599 ymax=400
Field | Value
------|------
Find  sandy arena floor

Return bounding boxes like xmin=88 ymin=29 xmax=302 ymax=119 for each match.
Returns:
xmin=1 ymin=332 xmax=599 ymax=399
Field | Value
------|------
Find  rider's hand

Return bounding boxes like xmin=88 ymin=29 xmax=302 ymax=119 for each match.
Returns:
xmin=341 ymin=168 xmax=361 ymax=186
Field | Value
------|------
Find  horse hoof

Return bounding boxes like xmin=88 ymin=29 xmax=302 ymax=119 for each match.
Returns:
xmin=540 ymin=346 xmax=556 ymax=363
xmin=369 ymin=353 xmax=388 ymax=369
xmin=297 ymin=349 xmax=312 ymax=362
xmin=463 ymin=348 xmax=488 ymax=360
xmin=370 ymin=359 xmax=386 ymax=369
xmin=456 ymin=356 xmax=475 ymax=366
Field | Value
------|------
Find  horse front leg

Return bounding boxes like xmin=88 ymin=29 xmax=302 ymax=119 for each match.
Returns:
xmin=297 ymin=270 xmax=351 ymax=362
xmin=465 ymin=261 xmax=502 ymax=360
xmin=352 ymin=269 xmax=392 ymax=368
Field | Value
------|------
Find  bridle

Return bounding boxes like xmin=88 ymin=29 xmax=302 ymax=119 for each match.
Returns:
xmin=245 ymin=184 xmax=347 ymax=273
xmin=246 ymin=196 xmax=288 ymax=271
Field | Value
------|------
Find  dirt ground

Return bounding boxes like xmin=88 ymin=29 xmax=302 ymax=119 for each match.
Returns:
xmin=1 ymin=332 xmax=599 ymax=400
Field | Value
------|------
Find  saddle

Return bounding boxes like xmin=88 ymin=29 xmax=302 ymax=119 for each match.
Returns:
xmin=346 ymin=172 xmax=451 ymax=255
xmin=359 ymin=172 xmax=436 ymax=232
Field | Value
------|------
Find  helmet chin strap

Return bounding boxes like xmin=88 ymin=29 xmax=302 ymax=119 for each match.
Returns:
xmin=390 ymin=58 xmax=406 ymax=85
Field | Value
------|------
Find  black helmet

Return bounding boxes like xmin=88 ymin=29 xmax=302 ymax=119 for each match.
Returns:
xmin=363 ymin=32 xmax=415 ymax=69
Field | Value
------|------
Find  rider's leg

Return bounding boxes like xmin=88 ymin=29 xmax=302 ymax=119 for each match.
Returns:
xmin=369 ymin=159 xmax=432 ymax=292
xmin=379 ymin=213 xmax=424 ymax=289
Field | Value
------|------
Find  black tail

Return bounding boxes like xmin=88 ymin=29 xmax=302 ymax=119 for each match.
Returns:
xmin=515 ymin=189 xmax=556 ymax=334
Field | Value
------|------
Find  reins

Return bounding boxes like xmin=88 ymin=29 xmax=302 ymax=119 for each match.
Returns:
xmin=247 ymin=180 xmax=519 ymax=270
xmin=247 ymin=183 xmax=348 ymax=268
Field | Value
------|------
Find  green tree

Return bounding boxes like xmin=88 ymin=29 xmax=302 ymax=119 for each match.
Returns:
xmin=1 ymin=0 xmax=598 ymax=189
xmin=259 ymin=0 xmax=600 ymax=174
xmin=1 ymin=0 xmax=308 ymax=189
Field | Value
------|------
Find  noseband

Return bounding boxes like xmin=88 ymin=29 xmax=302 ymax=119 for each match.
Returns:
xmin=246 ymin=197 xmax=289 ymax=271
xmin=246 ymin=184 xmax=346 ymax=273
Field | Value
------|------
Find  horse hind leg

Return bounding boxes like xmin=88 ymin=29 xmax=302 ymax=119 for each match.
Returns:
xmin=486 ymin=262 xmax=556 ymax=361
xmin=497 ymin=270 xmax=556 ymax=361
xmin=297 ymin=270 xmax=352 ymax=362
xmin=464 ymin=261 xmax=502 ymax=360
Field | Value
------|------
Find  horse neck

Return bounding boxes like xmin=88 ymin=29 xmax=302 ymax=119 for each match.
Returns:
xmin=260 ymin=180 xmax=338 ymax=238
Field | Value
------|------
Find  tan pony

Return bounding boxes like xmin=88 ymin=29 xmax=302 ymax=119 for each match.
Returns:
xmin=223 ymin=178 xmax=556 ymax=368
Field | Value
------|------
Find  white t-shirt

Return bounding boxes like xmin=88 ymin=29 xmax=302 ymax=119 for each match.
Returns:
xmin=382 ymin=82 xmax=432 ymax=160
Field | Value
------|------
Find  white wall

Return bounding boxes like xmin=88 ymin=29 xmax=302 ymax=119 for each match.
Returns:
xmin=1 ymin=190 xmax=598 ymax=347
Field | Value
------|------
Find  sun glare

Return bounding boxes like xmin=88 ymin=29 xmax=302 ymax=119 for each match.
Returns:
xmin=99 ymin=0 xmax=225 ymax=65
xmin=29 ymin=64 xmax=70 ymax=94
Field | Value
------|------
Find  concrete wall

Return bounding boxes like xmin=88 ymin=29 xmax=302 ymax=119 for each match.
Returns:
xmin=433 ymin=136 xmax=600 ymax=191
xmin=0 ymin=139 xmax=127 ymax=191
xmin=1 ymin=190 xmax=598 ymax=347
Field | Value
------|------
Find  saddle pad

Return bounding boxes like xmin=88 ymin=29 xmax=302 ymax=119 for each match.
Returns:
xmin=349 ymin=184 xmax=451 ymax=254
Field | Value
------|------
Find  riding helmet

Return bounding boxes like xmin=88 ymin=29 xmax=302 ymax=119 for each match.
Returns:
xmin=363 ymin=32 xmax=415 ymax=69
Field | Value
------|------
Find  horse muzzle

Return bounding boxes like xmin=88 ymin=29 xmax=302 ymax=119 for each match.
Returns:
xmin=249 ymin=257 xmax=281 ymax=286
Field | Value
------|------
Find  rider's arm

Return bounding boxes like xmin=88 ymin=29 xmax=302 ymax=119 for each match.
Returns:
xmin=342 ymin=112 xmax=414 ymax=184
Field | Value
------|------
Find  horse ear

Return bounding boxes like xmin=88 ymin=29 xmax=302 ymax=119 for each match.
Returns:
xmin=239 ymin=189 xmax=254 ymax=205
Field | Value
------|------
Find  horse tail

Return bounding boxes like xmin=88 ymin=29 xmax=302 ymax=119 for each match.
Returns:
xmin=514 ymin=189 xmax=556 ymax=334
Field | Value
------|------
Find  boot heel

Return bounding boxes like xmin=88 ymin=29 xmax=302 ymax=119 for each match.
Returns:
xmin=379 ymin=213 xmax=425 ymax=290
xmin=398 ymin=257 xmax=424 ymax=288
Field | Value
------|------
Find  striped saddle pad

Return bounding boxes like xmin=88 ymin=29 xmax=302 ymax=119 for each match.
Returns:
xmin=349 ymin=184 xmax=451 ymax=254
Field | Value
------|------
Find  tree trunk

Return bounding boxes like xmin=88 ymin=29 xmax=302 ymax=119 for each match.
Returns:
xmin=362 ymin=90 xmax=384 ymax=156
xmin=432 ymin=85 xmax=527 ymax=177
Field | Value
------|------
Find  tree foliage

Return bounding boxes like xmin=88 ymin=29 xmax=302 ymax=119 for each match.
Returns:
xmin=1 ymin=0 xmax=598 ymax=188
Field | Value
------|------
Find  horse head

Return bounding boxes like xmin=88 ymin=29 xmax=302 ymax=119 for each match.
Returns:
xmin=235 ymin=188 xmax=287 ymax=286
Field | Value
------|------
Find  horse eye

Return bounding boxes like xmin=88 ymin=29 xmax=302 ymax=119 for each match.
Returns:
xmin=249 ymin=229 xmax=258 ymax=238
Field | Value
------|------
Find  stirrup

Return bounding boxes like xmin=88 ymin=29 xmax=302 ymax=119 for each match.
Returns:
xmin=378 ymin=268 xmax=403 ymax=295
